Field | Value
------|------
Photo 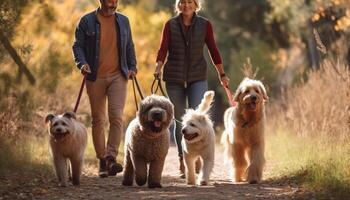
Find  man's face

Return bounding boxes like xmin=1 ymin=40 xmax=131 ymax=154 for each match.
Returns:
xmin=100 ymin=0 xmax=118 ymax=15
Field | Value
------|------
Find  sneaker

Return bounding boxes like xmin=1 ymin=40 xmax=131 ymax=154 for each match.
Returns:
xmin=179 ymin=156 xmax=185 ymax=179
xmin=106 ymin=156 xmax=123 ymax=176
xmin=99 ymin=158 xmax=108 ymax=178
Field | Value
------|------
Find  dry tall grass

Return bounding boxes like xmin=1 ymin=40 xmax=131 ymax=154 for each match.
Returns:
xmin=269 ymin=59 xmax=350 ymax=140
xmin=266 ymin=60 xmax=350 ymax=197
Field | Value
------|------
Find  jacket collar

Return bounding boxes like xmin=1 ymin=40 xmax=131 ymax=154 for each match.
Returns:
xmin=94 ymin=8 xmax=120 ymax=22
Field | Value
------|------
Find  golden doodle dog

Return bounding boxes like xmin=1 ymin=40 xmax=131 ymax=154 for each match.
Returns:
xmin=122 ymin=95 xmax=174 ymax=188
xmin=45 ymin=112 xmax=87 ymax=187
xmin=221 ymin=78 xmax=268 ymax=184
xmin=181 ymin=91 xmax=215 ymax=186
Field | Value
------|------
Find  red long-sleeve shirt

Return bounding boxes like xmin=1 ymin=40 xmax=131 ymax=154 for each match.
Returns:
xmin=156 ymin=20 xmax=222 ymax=65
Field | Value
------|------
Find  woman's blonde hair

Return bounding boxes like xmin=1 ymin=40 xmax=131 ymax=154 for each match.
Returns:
xmin=174 ymin=0 xmax=202 ymax=15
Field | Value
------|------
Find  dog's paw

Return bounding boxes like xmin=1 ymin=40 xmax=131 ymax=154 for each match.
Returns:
xmin=199 ymin=180 xmax=208 ymax=186
xmin=148 ymin=182 xmax=162 ymax=189
xmin=135 ymin=178 xmax=147 ymax=186
xmin=248 ymin=180 xmax=258 ymax=184
xmin=186 ymin=180 xmax=196 ymax=185
xmin=72 ymin=179 xmax=80 ymax=186
xmin=122 ymin=179 xmax=133 ymax=186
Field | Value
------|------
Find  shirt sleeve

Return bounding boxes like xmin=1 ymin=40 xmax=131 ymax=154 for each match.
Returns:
xmin=205 ymin=21 xmax=222 ymax=65
xmin=156 ymin=21 xmax=170 ymax=63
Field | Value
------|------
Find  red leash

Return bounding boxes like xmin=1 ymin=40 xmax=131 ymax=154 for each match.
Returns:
xmin=73 ymin=75 xmax=87 ymax=113
xmin=223 ymin=85 xmax=237 ymax=107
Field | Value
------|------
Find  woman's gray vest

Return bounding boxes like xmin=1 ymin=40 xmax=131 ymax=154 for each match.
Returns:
xmin=163 ymin=14 xmax=208 ymax=83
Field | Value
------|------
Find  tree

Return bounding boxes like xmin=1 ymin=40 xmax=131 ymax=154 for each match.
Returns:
xmin=0 ymin=0 xmax=35 ymax=85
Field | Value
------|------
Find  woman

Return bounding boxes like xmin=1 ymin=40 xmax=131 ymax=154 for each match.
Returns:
xmin=154 ymin=0 xmax=230 ymax=178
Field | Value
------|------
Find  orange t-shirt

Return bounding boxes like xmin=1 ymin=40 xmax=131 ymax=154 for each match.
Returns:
xmin=97 ymin=13 xmax=119 ymax=78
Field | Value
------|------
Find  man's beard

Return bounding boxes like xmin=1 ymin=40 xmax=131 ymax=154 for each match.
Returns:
xmin=106 ymin=6 xmax=116 ymax=15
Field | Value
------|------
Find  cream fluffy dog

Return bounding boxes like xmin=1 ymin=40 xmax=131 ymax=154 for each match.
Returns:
xmin=181 ymin=91 xmax=215 ymax=186
xmin=45 ymin=112 xmax=87 ymax=187
xmin=122 ymin=95 xmax=174 ymax=188
xmin=221 ymin=78 xmax=268 ymax=184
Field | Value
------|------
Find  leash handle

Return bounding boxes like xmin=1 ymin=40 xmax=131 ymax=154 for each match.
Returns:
xmin=73 ymin=74 xmax=87 ymax=113
xmin=223 ymin=85 xmax=237 ymax=107
xmin=151 ymin=76 xmax=167 ymax=97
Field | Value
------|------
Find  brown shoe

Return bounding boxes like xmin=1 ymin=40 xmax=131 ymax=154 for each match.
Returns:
xmin=106 ymin=156 xmax=123 ymax=176
xmin=179 ymin=156 xmax=185 ymax=179
xmin=99 ymin=158 xmax=108 ymax=178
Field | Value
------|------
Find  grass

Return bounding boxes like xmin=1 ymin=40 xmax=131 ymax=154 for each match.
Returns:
xmin=0 ymin=127 xmax=125 ymax=178
xmin=0 ymin=136 xmax=51 ymax=177
xmin=266 ymin=130 xmax=350 ymax=198
xmin=265 ymin=60 xmax=350 ymax=198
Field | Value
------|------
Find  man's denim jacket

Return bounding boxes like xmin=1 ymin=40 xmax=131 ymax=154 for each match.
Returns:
xmin=72 ymin=9 xmax=137 ymax=81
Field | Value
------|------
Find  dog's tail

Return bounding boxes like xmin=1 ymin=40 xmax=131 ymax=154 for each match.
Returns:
xmin=197 ymin=91 xmax=215 ymax=113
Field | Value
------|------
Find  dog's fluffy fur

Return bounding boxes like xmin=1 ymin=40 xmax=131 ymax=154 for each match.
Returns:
xmin=221 ymin=78 xmax=268 ymax=184
xmin=181 ymin=91 xmax=215 ymax=186
xmin=45 ymin=112 xmax=87 ymax=187
xmin=122 ymin=95 xmax=174 ymax=188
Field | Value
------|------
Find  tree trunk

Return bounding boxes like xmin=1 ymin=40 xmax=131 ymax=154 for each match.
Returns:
xmin=0 ymin=30 xmax=35 ymax=85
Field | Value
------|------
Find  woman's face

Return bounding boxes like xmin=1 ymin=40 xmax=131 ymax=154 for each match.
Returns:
xmin=178 ymin=0 xmax=196 ymax=17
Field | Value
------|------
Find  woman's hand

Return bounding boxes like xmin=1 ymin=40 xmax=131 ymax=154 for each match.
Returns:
xmin=154 ymin=61 xmax=163 ymax=79
xmin=219 ymin=74 xmax=230 ymax=87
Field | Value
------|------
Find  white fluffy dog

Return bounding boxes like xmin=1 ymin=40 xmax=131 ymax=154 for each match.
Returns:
xmin=181 ymin=91 xmax=215 ymax=186
xmin=221 ymin=78 xmax=268 ymax=184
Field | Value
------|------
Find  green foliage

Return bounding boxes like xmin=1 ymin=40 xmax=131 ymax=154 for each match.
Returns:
xmin=229 ymin=39 xmax=277 ymax=87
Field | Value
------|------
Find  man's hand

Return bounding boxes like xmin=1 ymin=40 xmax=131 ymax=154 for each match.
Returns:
xmin=81 ymin=64 xmax=91 ymax=75
xmin=128 ymin=70 xmax=137 ymax=79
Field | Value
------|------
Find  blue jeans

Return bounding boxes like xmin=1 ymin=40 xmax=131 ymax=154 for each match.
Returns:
xmin=165 ymin=80 xmax=208 ymax=157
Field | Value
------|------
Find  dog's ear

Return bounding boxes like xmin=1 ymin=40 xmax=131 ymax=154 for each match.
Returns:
xmin=234 ymin=88 xmax=241 ymax=102
xmin=45 ymin=114 xmax=55 ymax=123
xmin=258 ymin=83 xmax=268 ymax=101
xmin=63 ymin=112 xmax=76 ymax=120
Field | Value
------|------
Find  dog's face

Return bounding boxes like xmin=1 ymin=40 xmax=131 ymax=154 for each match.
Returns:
xmin=45 ymin=112 xmax=76 ymax=140
xmin=181 ymin=110 xmax=213 ymax=144
xmin=234 ymin=78 xmax=268 ymax=111
xmin=138 ymin=95 xmax=174 ymax=133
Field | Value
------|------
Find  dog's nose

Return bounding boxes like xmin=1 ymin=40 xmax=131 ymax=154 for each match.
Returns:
xmin=56 ymin=128 xmax=62 ymax=133
xmin=181 ymin=128 xmax=187 ymax=134
xmin=153 ymin=112 xmax=162 ymax=119
xmin=251 ymin=95 xmax=257 ymax=101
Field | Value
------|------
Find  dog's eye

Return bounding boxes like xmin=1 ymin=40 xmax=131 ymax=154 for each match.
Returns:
xmin=62 ymin=122 xmax=67 ymax=126
xmin=189 ymin=122 xmax=196 ymax=127
xmin=53 ymin=122 xmax=58 ymax=126
xmin=254 ymin=89 xmax=260 ymax=93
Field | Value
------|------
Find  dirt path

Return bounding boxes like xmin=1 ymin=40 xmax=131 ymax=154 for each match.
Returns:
xmin=1 ymin=146 xmax=312 ymax=200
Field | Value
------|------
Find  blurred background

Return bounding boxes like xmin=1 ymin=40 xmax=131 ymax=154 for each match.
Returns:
xmin=0 ymin=0 xmax=349 ymax=198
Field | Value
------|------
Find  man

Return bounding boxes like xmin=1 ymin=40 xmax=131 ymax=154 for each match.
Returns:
xmin=72 ymin=0 xmax=137 ymax=178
